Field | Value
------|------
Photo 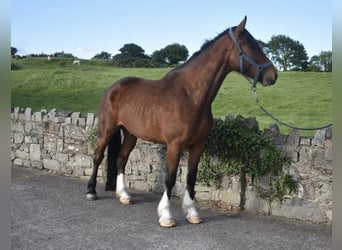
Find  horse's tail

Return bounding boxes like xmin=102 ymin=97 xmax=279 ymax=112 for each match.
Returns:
xmin=105 ymin=129 xmax=121 ymax=191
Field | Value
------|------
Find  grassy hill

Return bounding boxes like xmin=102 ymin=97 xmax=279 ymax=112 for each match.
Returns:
xmin=11 ymin=57 xmax=332 ymax=135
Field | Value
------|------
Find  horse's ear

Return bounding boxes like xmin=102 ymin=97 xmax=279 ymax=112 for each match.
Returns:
xmin=237 ymin=16 xmax=247 ymax=33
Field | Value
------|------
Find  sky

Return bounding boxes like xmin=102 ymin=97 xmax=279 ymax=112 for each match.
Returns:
xmin=11 ymin=0 xmax=332 ymax=60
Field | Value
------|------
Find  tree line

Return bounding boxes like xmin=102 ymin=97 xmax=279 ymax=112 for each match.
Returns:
xmin=11 ymin=34 xmax=332 ymax=72
xmin=92 ymin=43 xmax=189 ymax=68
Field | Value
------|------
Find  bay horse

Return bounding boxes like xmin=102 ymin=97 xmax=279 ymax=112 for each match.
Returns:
xmin=86 ymin=16 xmax=277 ymax=228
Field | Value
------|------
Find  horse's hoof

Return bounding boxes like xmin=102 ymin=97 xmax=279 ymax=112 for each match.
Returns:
xmin=86 ymin=193 xmax=97 ymax=201
xmin=159 ymin=219 xmax=177 ymax=228
xmin=186 ymin=215 xmax=202 ymax=224
xmin=120 ymin=197 xmax=132 ymax=205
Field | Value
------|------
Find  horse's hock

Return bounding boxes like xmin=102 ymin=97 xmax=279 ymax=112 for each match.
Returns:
xmin=11 ymin=107 xmax=332 ymax=224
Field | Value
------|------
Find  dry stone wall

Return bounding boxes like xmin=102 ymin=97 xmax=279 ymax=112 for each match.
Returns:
xmin=11 ymin=107 xmax=332 ymax=223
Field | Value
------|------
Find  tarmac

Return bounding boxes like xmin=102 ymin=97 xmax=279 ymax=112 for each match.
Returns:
xmin=11 ymin=165 xmax=331 ymax=250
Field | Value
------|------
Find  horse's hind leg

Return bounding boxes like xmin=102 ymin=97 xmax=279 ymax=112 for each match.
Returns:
xmin=86 ymin=111 xmax=120 ymax=200
xmin=86 ymin=136 xmax=109 ymax=200
xmin=182 ymin=142 xmax=205 ymax=224
xmin=116 ymin=128 xmax=137 ymax=205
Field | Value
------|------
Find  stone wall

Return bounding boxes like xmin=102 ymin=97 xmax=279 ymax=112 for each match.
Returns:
xmin=11 ymin=107 xmax=332 ymax=223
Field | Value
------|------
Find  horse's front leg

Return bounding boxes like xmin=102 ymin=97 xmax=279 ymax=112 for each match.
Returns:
xmin=157 ymin=143 xmax=182 ymax=228
xmin=182 ymin=142 xmax=205 ymax=224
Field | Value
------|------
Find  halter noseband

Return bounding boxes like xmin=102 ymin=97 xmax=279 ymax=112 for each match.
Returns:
xmin=228 ymin=28 xmax=273 ymax=88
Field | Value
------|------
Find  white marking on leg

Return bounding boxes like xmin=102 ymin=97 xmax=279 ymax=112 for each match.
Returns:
xmin=182 ymin=190 xmax=202 ymax=224
xmin=116 ymin=173 xmax=131 ymax=204
xmin=157 ymin=191 xmax=173 ymax=222
xmin=182 ymin=190 xmax=199 ymax=218
xmin=158 ymin=191 xmax=172 ymax=219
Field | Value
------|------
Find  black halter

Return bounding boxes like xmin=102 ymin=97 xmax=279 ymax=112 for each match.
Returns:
xmin=228 ymin=28 xmax=273 ymax=88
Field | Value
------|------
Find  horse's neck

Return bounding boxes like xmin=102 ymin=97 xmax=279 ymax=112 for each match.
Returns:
xmin=171 ymin=36 xmax=233 ymax=107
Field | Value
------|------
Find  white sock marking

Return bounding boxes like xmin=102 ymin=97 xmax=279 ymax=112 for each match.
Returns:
xmin=157 ymin=191 xmax=172 ymax=221
xmin=116 ymin=173 xmax=131 ymax=199
xmin=182 ymin=190 xmax=199 ymax=218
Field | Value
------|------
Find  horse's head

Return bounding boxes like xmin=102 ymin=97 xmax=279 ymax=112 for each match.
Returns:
xmin=229 ymin=16 xmax=277 ymax=87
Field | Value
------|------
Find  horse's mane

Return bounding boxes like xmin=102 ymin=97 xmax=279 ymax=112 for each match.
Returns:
xmin=169 ymin=26 xmax=237 ymax=72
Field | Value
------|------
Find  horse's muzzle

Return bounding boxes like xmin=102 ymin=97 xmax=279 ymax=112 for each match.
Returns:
xmin=261 ymin=68 xmax=277 ymax=86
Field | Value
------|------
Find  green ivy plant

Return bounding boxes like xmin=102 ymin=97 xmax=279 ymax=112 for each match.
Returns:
xmin=198 ymin=116 xmax=297 ymax=207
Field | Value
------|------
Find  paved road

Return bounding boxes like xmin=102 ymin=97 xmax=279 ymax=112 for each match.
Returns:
xmin=11 ymin=165 xmax=331 ymax=250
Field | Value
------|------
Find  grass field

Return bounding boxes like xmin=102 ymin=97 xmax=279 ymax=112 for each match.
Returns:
xmin=11 ymin=57 xmax=332 ymax=135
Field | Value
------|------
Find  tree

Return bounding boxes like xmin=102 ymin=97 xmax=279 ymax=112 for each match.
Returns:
xmin=309 ymin=51 xmax=332 ymax=72
xmin=151 ymin=50 xmax=167 ymax=66
xmin=152 ymin=43 xmax=188 ymax=66
xmin=118 ymin=43 xmax=145 ymax=58
xmin=11 ymin=47 xmax=18 ymax=57
xmin=267 ymin=35 xmax=308 ymax=71
xmin=112 ymin=43 xmax=152 ymax=67
xmin=92 ymin=51 xmax=112 ymax=60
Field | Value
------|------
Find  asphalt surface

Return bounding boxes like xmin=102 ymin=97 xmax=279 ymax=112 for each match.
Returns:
xmin=11 ymin=165 xmax=331 ymax=250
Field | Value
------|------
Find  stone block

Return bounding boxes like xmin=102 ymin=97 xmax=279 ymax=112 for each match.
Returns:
xmin=13 ymin=107 xmax=20 ymax=119
xmin=195 ymin=191 xmax=212 ymax=201
xmin=43 ymin=122 xmax=60 ymax=135
xmin=24 ymin=107 xmax=32 ymax=121
xmin=71 ymin=112 xmax=80 ymax=125
xmin=12 ymin=121 xmax=24 ymax=133
xmin=271 ymin=198 xmax=327 ymax=223
xmin=57 ymin=139 xmax=64 ymax=152
xmin=18 ymin=109 xmax=25 ymax=120
xmin=137 ymin=162 xmax=152 ymax=174
xmin=24 ymin=135 xmax=33 ymax=143
xmin=288 ymin=129 xmax=300 ymax=146
xmin=13 ymin=158 xmax=23 ymax=166
xmin=84 ymin=168 xmax=93 ymax=176
xmin=245 ymin=188 xmax=270 ymax=213
xmin=55 ymin=152 xmax=68 ymax=163
xmin=312 ymin=129 xmax=325 ymax=148
xmin=43 ymin=159 xmax=61 ymax=172
xmin=64 ymin=125 xmax=85 ymax=139
xmin=60 ymin=164 xmax=73 ymax=175
xmin=31 ymin=161 xmax=43 ymax=169
xmin=324 ymin=139 xmax=332 ymax=161
xmin=132 ymin=180 xmax=151 ymax=191
xmin=219 ymin=190 xmax=240 ymax=206
xmin=29 ymin=144 xmax=41 ymax=161
xmin=325 ymin=127 xmax=332 ymax=139
xmin=299 ymin=137 xmax=311 ymax=146
xmin=15 ymin=150 xmax=30 ymax=160
xmin=67 ymin=142 xmax=88 ymax=154
xmin=14 ymin=133 xmax=24 ymax=143
xmin=65 ymin=117 xmax=72 ymax=124
xmin=86 ymin=113 xmax=95 ymax=126
xmin=73 ymin=154 xmax=93 ymax=168
xmin=53 ymin=116 xmax=65 ymax=123
xmin=78 ymin=118 xmax=86 ymax=126
xmin=32 ymin=124 xmax=43 ymax=135
xmin=298 ymin=147 xmax=313 ymax=165
xmin=44 ymin=137 xmax=57 ymax=151
xmin=34 ymin=111 xmax=42 ymax=122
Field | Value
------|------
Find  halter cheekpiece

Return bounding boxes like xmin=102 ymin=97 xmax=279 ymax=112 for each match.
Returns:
xmin=228 ymin=28 xmax=273 ymax=88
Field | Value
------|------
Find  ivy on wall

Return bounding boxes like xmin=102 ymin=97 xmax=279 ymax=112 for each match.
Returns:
xmin=198 ymin=116 xmax=297 ymax=208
